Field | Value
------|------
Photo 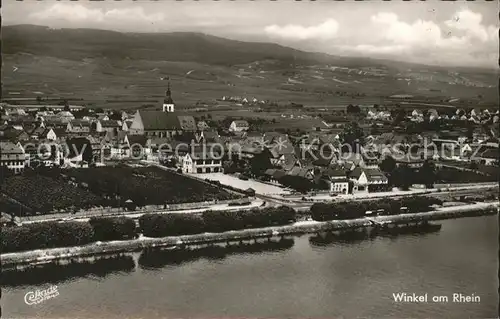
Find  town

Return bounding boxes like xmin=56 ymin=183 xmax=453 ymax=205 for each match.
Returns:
xmin=2 ymin=1 xmax=499 ymax=318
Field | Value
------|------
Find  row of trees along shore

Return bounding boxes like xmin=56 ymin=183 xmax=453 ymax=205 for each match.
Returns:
xmin=1 ymin=207 xmax=295 ymax=253
xmin=310 ymin=196 xmax=443 ymax=221
xmin=1 ymin=198 xmax=442 ymax=253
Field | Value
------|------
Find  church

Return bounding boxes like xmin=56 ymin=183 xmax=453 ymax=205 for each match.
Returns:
xmin=129 ymin=83 xmax=197 ymax=138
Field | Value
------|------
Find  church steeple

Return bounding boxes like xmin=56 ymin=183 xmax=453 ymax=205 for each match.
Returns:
xmin=164 ymin=82 xmax=174 ymax=104
xmin=162 ymin=81 xmax=175 ymax=112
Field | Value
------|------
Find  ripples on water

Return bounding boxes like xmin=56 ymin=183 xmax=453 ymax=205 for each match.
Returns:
xmin=2 ymin=216 xmax=498 ymax=319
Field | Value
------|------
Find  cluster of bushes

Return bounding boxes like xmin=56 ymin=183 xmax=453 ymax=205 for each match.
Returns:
xmin=399 ymin=197 xmax=442 ymax=213
xmin=139 ymin=206 xmax=296 ymax=238
xmin=310 ymin=196 xmax=443 ymax=221
xmin=203 ymin=206 xmax=296 ymax=232
xmin=1 ymin=206 xmax=298 ymax=253
xmin=1 ymin=217 xmax=137 ymax=254
xmin=89 ymin=217 xmax=137 ymax=241
xmin=139 ymin=214 xmax=206 ymax=237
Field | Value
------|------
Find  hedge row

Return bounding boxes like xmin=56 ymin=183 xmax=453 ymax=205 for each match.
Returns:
xmin=139 ymin=206 xmax=297 ymax=238
xmin=1 ymin=217 xmax=137 ymax=254
xmin=1 ymin=222 xmax=95 ymax=253
xmin=310 ymin=196 xmax=443 ymax=221
xmin=89 ymin=217 xmax=137 ymax=241
xmin=2 ymin=207 xmax=297 ymax=253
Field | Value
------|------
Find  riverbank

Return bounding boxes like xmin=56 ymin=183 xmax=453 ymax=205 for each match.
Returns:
xmin=2 ymin=201 xmax=498 ymax=267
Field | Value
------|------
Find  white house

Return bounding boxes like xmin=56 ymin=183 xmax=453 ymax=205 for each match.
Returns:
xmin=470 ymin=108 xmax=480 ymax=118
xmin=96 ymin=120 xmax=122 ymax=133
xmin=97 ymin=114 xmax=110 ymax=121
xmin=428 ymin=109 xmax=439 ymax=122
xmin=56 ymin=111 xmax=75 ymax=123
xmin=229 ymin=120 xmax=250 ymax=133
xmin=323 ymin=168 xmax=349 ymax=195
xmin=182 ymin=149 xmax=222 ymax=174
xmin=0 ymin=141 xmax=26 ymax=174
xmin=67 ymin=120 xmax=91 ymax=134
xmin=349 ymin=167 xmax=388 ymax=193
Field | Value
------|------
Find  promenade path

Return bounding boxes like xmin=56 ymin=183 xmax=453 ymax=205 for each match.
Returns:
xmin=280 ymin=183 xmax=498 ymax=203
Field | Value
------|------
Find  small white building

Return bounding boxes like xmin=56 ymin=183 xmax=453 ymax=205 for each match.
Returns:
xmin=229 ymin=120 xmax=249 ymax=133
xmin=323 ymin=168 xmax=349 ymax=195
xmin=349 ymin=167 xmax=388 ymax=193
xmin=96 ymin=120 xmax=122 ymax=133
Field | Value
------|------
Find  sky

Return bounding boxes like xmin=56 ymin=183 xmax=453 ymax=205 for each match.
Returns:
xmin=4 ymin=1 xmax=499 ymax=68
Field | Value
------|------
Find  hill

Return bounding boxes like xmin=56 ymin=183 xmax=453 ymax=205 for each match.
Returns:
xmin=2 ymin=25 xmax=386 ymax=68
xmin=2 ymin=25 xmax=497 ymax=110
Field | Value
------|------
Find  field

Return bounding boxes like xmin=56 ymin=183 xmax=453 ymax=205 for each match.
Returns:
xmin=4 ymin=54 xmax=497 ymax=111
xmin=3 ymin=26 xmax=497 ymax=111
xmin=0 ymin=167 xmax=240 ymax=215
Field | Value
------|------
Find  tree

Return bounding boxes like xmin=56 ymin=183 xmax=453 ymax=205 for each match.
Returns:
xmin=341 ymin=121 xmax=364 ymax=149
xmin=249 ymin=152 xmax=273 ymax=177
xmin=109 ymin=111 xmax=122 ymax=121
xmin=466 ymin=123 xmax=474 ymax=140
xmin=63 ymin=100 xmax=70 ymax=112
xmin=346 ymin=104 xmax=361 ymax=114
xmin=379 ymin=156 xmax=396 ymax=173
xmin=419 ymin=160 xmax=436 ymax=188
xmin=392 ymin=109 xmax=406 ymax=125
xmin=391 ymin=164 xmax=414 ymax=190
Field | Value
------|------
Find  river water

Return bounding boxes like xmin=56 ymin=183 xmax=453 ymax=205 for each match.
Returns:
xmin=2 ymin=216 xmax=498 ymax=319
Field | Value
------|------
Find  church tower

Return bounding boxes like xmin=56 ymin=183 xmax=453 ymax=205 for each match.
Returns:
xmin=162 ymin=82 xmax=175 ymax=112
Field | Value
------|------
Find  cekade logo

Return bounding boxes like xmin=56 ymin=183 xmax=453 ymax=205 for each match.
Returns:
xmin=24 ymin=285 xmax=60 ymax=305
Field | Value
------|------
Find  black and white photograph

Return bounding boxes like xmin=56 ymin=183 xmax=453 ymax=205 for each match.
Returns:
xmin=1 ymin=1 xmax=499 ymax=318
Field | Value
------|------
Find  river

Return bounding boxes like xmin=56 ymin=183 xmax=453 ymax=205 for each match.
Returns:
xmin=2 ymin=216 xmax=498 ymax=319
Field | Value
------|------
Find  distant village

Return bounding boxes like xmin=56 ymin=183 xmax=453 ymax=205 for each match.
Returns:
xmin=1 ymin=83 xmax=499 ymax=196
